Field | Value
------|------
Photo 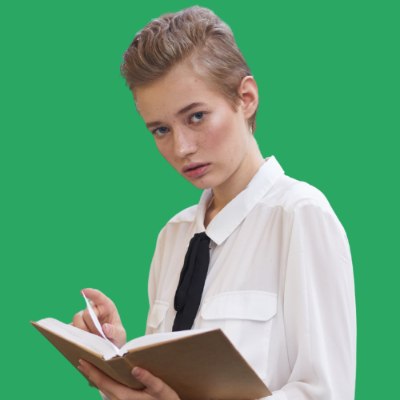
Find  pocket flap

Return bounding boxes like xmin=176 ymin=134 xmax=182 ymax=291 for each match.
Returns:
xmin=201 ymin=291 xmax=277 ymax=321
xmin=147 ymin=301 xmax=169 ymax=329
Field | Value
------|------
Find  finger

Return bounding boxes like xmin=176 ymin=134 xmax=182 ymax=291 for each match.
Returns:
xmin=82 ymin=288 xmax=120 ymax=323
xmin=79 ymin=360 xmax=149 ymax=400
xmin=82 ymin=289 xmax=126 ymax=347
xmin=132 ymin=367 xmax=179 ymax=399
xmin=81 ymin=288 xmax=115 ymax=314
xmin=102 ymin=323 xmax=124 ymax=341
xmin=72 ymin=310 xmax=91 ymax=332
xmin=102 ymin=323 xmax=120 ymax=342
xmin=81 ymin=307 xmax=105 ymax=337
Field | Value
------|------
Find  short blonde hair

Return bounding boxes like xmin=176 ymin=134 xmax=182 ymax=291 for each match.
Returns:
xmin=121 ymin=6 xmax=257 ymax=132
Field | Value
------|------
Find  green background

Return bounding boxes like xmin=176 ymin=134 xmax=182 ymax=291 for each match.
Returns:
xmin=1 ymin=0 xmax=398 ymax=398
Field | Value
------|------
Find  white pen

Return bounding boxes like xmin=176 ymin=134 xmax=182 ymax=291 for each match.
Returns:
xmin=81 ymin=291 xmax=122 ymax=355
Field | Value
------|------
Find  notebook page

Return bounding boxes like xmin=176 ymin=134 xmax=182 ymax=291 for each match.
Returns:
xmin=121 ymin=328 xmax=214 ymax=353
xmin=36 ymin=318 xmax=119 ymax=360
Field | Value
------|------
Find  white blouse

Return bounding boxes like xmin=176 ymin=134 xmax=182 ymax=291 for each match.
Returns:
xmin=145 ymin=156 xmax=356 ymax=400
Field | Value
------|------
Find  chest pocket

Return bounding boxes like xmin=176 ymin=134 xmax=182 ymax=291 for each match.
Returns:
xmin=200 ymin=291 xmax=277 ymax=380
xmin=146 ymin=300 xmax=169 ymax=334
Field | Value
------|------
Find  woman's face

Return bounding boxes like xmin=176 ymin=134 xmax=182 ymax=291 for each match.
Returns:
xmin=134 ymin=61 xmax=258 ymax=192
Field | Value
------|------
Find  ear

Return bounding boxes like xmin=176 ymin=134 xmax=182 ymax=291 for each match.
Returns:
xmin=238 ymin=76 xmax=258 ymax=120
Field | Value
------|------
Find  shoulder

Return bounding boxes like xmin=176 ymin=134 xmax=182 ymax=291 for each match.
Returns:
xmin=269 ymin=175 xmax=349 ymax=240
xmin=167 ymin=204 xmax=198 ymax=224
xmin=264 ymin=174 xmax=335 ymax=215
xmin=155 ymin=204 xmax=198 ymax=244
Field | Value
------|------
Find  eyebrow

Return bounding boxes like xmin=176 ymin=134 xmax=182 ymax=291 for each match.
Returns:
xmin=145 ymin=102 xmax=206 ymax=129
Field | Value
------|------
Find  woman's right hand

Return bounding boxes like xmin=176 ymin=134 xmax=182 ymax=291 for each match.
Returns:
xmin=72 ymin=288 xmax=127 ymax=348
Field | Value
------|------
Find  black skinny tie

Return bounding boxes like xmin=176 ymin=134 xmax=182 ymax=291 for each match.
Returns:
xmin=172 ymin=232 xmax=211 ymax=331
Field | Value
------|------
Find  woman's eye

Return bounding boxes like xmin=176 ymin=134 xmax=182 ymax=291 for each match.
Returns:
xmin=189 ymin=111 xmax=204 ymax=124
xmin=152 ymin=126 xmax=169 ymax=137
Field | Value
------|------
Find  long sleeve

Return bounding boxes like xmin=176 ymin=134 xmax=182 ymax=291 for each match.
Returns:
xmin=270 ymin=203 xmax=356 ymax=399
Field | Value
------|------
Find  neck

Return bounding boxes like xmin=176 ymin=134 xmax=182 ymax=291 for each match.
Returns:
xmin=210 ymin=138 xmax=264 ymax=213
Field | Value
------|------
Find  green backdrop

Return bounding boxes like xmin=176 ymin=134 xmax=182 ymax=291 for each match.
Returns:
xmin=1 ymin=0 xmax=398 ymax=398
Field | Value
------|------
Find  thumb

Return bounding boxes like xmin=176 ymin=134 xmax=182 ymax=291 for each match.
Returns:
xmin=102 ymin=323 xmax=115 ymax=339
xmin=102 ymin=323 xmax=125 ymax=347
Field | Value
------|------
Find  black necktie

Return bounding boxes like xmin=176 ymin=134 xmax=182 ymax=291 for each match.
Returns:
xmin=172 ymin=232 xmax=211 ymax=331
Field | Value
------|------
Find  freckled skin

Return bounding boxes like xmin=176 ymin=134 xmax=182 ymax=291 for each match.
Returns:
xmin=134 ymin=60 xmax=264 ymax=208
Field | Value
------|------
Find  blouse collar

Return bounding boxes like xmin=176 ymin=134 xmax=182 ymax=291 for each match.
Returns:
xmin=195 ymin=155 xmax=285 ymax=245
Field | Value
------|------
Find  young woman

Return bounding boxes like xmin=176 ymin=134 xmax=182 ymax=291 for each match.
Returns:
xmin=73 ymin=6 xmax=356 ymax=400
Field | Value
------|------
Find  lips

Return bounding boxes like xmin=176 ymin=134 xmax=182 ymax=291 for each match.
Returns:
xmin=182 ymin=163 xmax=210 ymax=179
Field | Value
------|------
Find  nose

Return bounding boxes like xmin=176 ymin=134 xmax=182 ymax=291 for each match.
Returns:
xmin=173 ymin=128 xmax=197 ymax=158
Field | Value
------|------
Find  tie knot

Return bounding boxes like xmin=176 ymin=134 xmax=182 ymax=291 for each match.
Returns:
xmin=193 ymin=231 xmax=210 ymax=244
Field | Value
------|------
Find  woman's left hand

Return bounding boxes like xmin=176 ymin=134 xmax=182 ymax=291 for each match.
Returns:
xmin=78 ymin=359 xmax=180 ymax=400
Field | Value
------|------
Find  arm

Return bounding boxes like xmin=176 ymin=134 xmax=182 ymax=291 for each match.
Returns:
xmin=271 ymin=204 xmax=356 ymax=399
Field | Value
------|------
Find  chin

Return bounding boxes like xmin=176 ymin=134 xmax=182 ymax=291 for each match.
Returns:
xmin=189 ymin=181 xmax=211 ymax=190
xmin=184 ymin=176 xmax=214 ymax=190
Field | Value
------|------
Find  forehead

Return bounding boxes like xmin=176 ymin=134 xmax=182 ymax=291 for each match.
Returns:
xmin=134 ymin=61 xmax=224 ymax=120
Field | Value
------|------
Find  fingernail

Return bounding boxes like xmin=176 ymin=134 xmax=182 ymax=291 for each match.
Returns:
xmin=132 ymin=367 xmax=141 ymax=377
xmin=79 ymin=359 xmax=87 ymax=367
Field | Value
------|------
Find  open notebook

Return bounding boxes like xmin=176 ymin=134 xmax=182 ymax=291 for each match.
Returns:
xmin=32 ymin=293 xmax=271 ymax=400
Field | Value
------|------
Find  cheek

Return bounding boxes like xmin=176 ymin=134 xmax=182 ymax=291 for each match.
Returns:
xmin=155 ymin=141 xmax=180 ymax=169
xmin=204 ymin=110 xmax=244 ymax=157
xmin=203 ymin=110 xmax=235 ymax=148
